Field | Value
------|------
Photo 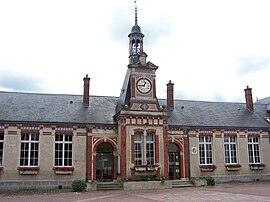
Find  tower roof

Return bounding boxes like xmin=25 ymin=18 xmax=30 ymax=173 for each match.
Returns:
xmin=129 ymin=1 xmax=143 ymax=35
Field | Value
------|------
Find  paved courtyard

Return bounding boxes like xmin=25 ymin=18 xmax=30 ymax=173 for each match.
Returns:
xmin=1 ymin=182 xmax=270 ymax=202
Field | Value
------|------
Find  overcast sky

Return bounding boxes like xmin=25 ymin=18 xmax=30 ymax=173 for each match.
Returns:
xmin=0 ymin=0 xmax=269 ymax=103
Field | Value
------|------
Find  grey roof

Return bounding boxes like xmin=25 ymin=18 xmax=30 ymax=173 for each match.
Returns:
xmin=0 ymin=91 xmax=118 ymax=125
xmin=0 ymin=91 xmax=269 ymax=129
xmin=162 ymin=99 xmax=270 ymax=129
xmin=116 ymin=69 xmax=131 ymax=113
xmin=131 ymin=24 xmax=142 ymax=34
xmin=256 ymin=96 xmax=270 ymax=104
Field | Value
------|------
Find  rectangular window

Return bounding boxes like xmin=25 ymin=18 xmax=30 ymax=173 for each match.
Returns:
xmin=55 ymin=134 xmax=73 ymax=166
xmin=134 ymin=132 xmax=155 ymax=166
xmin=199 ymin=136 xmax=213 ymax=165
xmin=0 ymin=133 xmax=4 ymax=166
xmin=146 ymin=134 xmax=154 ymax=165
xmin=224 ymin=136 xmax=237 ymax=164
xmin=248 ymin=137 xmax=261 ymax=164
xmin=20 ymin=133 xmax=39 ymax=166
xmin=134 ymin=133 xmax=142 ymax=166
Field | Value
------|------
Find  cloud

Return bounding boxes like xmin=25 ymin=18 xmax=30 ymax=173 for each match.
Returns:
xmin=0 ymin=70 xmax=45 ymax=92
xmin=108 ymin=3 xmax=133 ymax=45
xmin=143 ymin=18 xmax=171 ymax=47
xmin=108 ymin=3 xmax=172 ymax=48
xmin=237 ymin=56 xmax=270 ymax=76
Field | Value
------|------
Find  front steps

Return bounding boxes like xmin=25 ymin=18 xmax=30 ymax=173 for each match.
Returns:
xmin=172 ymin=180 xmax=194 ymax=188
xmin=91 ymin=180 xmax=193 ymax=191
xmin=97 ymin=181 xmax=123 ymax=191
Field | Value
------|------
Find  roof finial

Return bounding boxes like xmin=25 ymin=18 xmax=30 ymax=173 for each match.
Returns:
xmin=134 ymin=0 xmax=138 ymax=25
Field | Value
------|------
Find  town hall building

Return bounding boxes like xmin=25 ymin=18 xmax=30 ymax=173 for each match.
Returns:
xmin=0 ymin=6 xmax=270 ymax=191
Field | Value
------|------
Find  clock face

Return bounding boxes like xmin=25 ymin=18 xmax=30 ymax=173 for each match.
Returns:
xmin=137 ymin=78 xmax=151 ymax=93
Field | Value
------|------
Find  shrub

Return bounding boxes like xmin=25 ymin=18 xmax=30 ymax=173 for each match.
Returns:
xmin=72 ymin=180 xmax=87 ymax=192
xmin=205 ymin=176 xmax=215 ymax=186
xmin=160 ymin=176 xmax=166 ymax=184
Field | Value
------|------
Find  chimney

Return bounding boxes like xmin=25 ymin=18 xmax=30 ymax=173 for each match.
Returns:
xmin=244 ymin=86 xmax=254 ymax=112
xmin=167 ymin=80 xmax=174 ymax=110
xmin=83 ymin=74 xmax=90 ymax=106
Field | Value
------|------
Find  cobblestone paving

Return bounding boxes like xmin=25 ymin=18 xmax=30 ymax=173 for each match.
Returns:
xmin=0 ymin=182 xmax=270 ymax=202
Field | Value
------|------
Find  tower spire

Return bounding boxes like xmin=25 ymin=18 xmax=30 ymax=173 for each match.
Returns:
xmin=128 ymin=0 xmax=144 ymax=64
xmin=134 ymin=0 xmax=138 ymax=25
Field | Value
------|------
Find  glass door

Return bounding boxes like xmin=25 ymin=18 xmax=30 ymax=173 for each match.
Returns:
xmin=96 ymin=143 xmax=114 ymax=182
xmin=168 ymin=144 xmax=180 ymax=180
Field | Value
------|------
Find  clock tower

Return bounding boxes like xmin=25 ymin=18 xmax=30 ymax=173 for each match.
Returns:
xmin=116 ymin=2 xmax=160 ymax=113
xmin=115 ymin=2 xmax=169 ymax=180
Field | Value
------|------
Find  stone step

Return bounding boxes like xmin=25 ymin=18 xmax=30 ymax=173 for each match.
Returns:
xmin=97 ymin=182 xmax=123 ymax=191
xmin=172 ymin=180 xmax=194 ymax=188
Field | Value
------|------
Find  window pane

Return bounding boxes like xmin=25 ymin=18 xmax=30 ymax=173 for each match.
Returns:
xmin=248 ymin=137 xmax=261 ymax=164
xmin=199 ymin=136 xmax=212 ymax=165
xmin=54 ymin=134 xmax=73 ymax=166
xmin=20 ymin=134 xmax=39 ymax=166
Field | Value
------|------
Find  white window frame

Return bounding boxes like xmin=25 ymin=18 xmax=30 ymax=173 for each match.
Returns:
xmin=248 ymin=136 xmax=261 ymax=164
xmin=146 ymin=133 xmax=154 ymax=165
xmin=20 ymin=133 xmax=39 ymax=167
xmin=224 ymin=136 xmax=237 ymax=164
xmin=199 ymin=136 xmax=213 ymax=165
xmin=134 ymin=133 xmax=143 ymax=166
xmin=134 ymin=132 xmax=155 ymax=166
xmin=54 ymin=134 xmax=73 ymax=167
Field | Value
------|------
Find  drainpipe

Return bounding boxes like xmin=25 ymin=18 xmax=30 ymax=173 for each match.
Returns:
xmin=85 ymin=126 xmax=89 ymax=181
xmin=187 ymin=128 xmax=191 ymax=181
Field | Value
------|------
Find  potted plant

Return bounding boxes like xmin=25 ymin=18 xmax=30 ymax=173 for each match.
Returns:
xmin=199 ymin=164 xmax=216 ymax=172
xmin=17 ymin=166 xmax=40 ymax=175
xmin=249 ymin=163 xmax=265 ymax=170
xmin=225 ymin=164 xmax=241 ymax=171
xmin=53 ymin=166 xmax=74 ymax=175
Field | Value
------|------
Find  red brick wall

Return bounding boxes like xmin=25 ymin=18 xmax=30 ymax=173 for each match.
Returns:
xmin=120 ymin=125 xmax=127 ymax=179
xmin=183 ymin=136 xmax=189 ymax=178
xmin=167 ymin=80 xmax=174 ymax=110
xmin=163 ymin=126 xmax=169 ymax=177
xmin=83 ymin=75 xmax=90 ymax=105
xmin=244 ymin=86 xmax=254 ymax=111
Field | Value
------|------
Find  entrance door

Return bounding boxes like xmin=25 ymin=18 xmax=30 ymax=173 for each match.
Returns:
xmin=96 ymin=143 xmax=114 ymax=182
xmin=168 ymin=144 xmax=180 ymax=180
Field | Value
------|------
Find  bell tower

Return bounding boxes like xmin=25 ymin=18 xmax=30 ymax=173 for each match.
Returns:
xmin=128 ymin=2 xmax=144 ymax=65
xmin=115 ymin=1 xmax=161 ymax=113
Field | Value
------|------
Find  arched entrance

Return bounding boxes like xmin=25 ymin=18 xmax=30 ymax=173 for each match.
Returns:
xmin=168 ymin=143 xmax=180 ymax=180
xmin=96 ymin=142 xmax=114 ymax=182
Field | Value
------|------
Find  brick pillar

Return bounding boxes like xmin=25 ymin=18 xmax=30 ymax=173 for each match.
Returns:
xmin=180 ymin=144 xmax=184 ymax=179
xmin=120 ymin=123 xmax=127 ymax=179
xmin=163 ymin=126 xmax=169 ymax=178
xmin=113 ymin=154 xmax=117 ymax=180
xmin=155 ymin=134 xmax=159 ymax=163
xmin=131 ymin=135 xmax=135 ymax=177
xmin=153 ymin=78 xmax=157 ymax=99
xmin=183 ymin=136 xmax=189 ymax=178
xmin=83 ymin=74 xmax=90 ymax=106
xmin=167 ymin=80 xmax=174 ymax=110
xmin=244 ymin=86 xmax=254 ymax=112
xmin=86 ymin=128 xmax=92 ymax=181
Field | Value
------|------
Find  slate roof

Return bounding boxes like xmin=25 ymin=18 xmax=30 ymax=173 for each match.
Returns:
xmin=0 ymin=91 xmax=269 ymax=129
xmin=0 ymin=91 xmax=118 ymax=125
xmin=256 ymin=96 xmax=270 ymax=104
xmin=160 ymin=99 xmax=270 ymax=129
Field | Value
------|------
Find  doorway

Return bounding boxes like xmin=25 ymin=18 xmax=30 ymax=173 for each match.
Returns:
xmin=168 ymin=143 xmax=180 ymax=180
xmin=96 ymin=142 xmax=114 ymax=182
